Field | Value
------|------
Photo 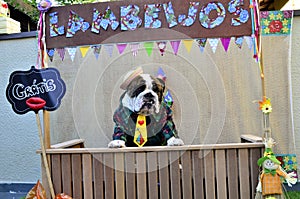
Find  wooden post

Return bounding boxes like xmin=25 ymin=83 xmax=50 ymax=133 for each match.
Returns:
xmin=43 ymin=110 xmax=51 ymax=149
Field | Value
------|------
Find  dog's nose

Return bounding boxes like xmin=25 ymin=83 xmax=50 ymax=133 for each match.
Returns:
xmin=144 ymin=92 xmax=154 ymax=98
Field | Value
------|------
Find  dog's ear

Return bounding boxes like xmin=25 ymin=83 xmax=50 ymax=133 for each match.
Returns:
xmin=154 ymin=78 xmax=165 ymax=103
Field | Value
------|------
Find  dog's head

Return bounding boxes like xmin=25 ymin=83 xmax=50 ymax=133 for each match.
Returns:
xmin=121 ymin=70 xmax=165 ymax=116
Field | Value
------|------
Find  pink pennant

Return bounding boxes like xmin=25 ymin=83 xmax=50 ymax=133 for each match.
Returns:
xmin=57 ymin=48 xmax=65 ymax=61
xmin=130 ymin=43 xmax=140 ymax=56
xmin=170 ymin=40 xmax=180 ymax=55
xmin=117 ymin=44 xmax=127 ymax=54
xmin=220 ymin=38 xmax=231 ymax=52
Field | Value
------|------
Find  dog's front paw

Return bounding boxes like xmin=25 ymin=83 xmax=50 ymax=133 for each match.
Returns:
xmin=167 ymin=137 xmax=184 ymax=146
xmin=108 ymin=140 xmax=126 ymax=148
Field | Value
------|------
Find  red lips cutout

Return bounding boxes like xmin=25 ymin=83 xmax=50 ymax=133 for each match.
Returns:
xmin=26 ymin=97 xmax=46 ymax=113
xmin=138 ymin=120 xmax=144 ymax=125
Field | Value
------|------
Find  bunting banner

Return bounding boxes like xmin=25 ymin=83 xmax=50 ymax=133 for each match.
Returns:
xmin=104 ymin=44 xmax=114 ymax=57
xmin=79 ymin=46 xmax=90 ymax=58
xmin=116 ymin=44 xmax=127 ymax=54
xmin=182 ymin=40 xmax=193 ymax=53
xmin=170 ymin=40 xmax=181 ymax=55
xmin=92 ymin=45 xmax=101 ymax=60
xmin=67 ymin=47 xmax=77 ymax=61
xmin=220 ymin=38 xmax=231 ymax=52
xmin=208 ymin=38 xmax=219 ymax=53
xmin=144 ymin=42 xmax=154 ymax=56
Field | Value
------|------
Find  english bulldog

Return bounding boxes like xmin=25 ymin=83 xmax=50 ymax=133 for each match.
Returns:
xmin=108 ymin=67 xmax=184 ymax=148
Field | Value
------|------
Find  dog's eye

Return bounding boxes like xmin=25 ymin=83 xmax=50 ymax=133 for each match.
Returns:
xmin=152 ymin=84 xmax=158 ymax=92
xmin=132 ymin=85 xmax=146 ymax=97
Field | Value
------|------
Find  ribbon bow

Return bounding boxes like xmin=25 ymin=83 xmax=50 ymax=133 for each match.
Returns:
xmin=264 ymin=168 xmax=277 ymax=176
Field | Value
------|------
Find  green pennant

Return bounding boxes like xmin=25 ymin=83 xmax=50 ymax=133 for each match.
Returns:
xmin=144 ymin=42 xmax=154 ymax=56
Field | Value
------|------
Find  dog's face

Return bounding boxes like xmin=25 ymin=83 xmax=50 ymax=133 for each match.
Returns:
xmin=122 ymin=74 xmax=165 ymax=115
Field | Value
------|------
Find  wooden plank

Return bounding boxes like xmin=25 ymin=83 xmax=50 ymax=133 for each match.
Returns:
xmin=249 ymin=148 xmax=262 ymax=198
xmin=215 ymin=150 xmax=227 ymax=199
xmin=71 ymin=154 xmax=82 ymax=199
xmin=227 ymin=149 xmax=239 ymax=199
xmin=115 ymin=153 xmax=125 ymax=199
xmin=51 ymin=154 xmax=62 ymax=195
xmin=125 ymin=153 xmax=136 ymax=199
xmin=51 ymin=139 xmax=85 ymax=149
xmin=61 ymin=154 xmax=72 ymax=196
xmin=42 ymin=143 xmax=264 ymax=154
xmin=169 ymin=151 xmax=181 ymax=199
xmin=82 ymin=154 xmax=93 ymax=199
xmin=103 ymin=153 xmax=115 ymax=199
xmin=192 ymin=150 xmax=204 ymax=199
xmin=93 ymin=154 xmax=104 ymax=199
xmin=158 ymin=151 xmax=170 ymax=199
xmin=147 ymin=152 xmax=159 ymax=199
xmin=239 ymin=149 xmax=250 ymax=199
xmin=136 ymin=153 xmax=147 ymax=199
xmin=181 ymin=151 xmax=193 ymax=199
xmin=204 ymin=150 xmax=216 ymax=199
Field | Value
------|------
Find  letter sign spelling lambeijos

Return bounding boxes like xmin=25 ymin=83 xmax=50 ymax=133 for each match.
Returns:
xmin=45 ymin=0 xmax=252 ymax=49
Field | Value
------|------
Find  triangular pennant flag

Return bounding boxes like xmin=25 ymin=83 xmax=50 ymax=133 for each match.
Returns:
xmin=182 ymin=40 xmax=193 ymax=53
xmin=144 ymin=42 xmax=154 ymax=56
xmin=47 ymin=48 xmax=55 ymax=62
xmin=67 ymin=47 xmax=77 ymax=62
xmin=170 ymin=40 xmax=181 ymax=55
xmin=157 ymin=41 xmax=167 ymax=56
xmin=220 ymin=38 xmax=231 ymax=52
xmin=130 ymin=43 xmax=140 ymax=56
xmin=104 ymin=44 xmax=114 ymax=57
xmin=164 ymin=89 xmax=173 ymax=108
xmin=157 ymin=67 xmax=167 ymax=82
xmin=57 ymin=48 xmax=65 ymax=61
xmin=80 ymin=46 xmax=90 ymax=58
xmin=196 ymin=38 xmax=207 ymax=52
xmin=235 ymin=37 xmax=244 ymax=49
xmin=117 ymin=44 xmax=127 ymax=54
xmin=244 ymin=36 xmax=253 ymax=50
xmin=92 ymin=45 xmax=101 ymax=60
xmin=208 ymin=38 xmax=219 ymax=53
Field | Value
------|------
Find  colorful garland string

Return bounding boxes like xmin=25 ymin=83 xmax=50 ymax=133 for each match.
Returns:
xmin=36 ymin=0 xmax=52 ymax=69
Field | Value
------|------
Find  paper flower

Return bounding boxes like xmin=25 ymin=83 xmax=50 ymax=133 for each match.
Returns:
xmin=259 ymin=96 xmax=272 ymax=114
xmin=37 ymin=0 xmax=52 ymax=12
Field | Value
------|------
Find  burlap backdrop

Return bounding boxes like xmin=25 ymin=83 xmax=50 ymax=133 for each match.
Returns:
xmin=48 ymin=33 xmax=293 ymax=155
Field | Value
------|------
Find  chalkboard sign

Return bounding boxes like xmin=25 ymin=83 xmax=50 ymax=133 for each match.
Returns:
xmin=6 ymin=66 xmax=66 ymax=114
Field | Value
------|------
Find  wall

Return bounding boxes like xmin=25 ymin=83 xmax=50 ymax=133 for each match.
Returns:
xmin=0 ymin=35 xmax=41 ymax=183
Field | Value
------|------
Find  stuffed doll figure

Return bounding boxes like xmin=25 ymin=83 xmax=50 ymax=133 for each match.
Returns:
xmin=255 ymin=148 xmax=297 ymax=199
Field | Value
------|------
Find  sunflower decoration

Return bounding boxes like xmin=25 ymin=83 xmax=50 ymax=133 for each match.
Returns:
xmin=259 ymin=96 xmax=272 ymax=114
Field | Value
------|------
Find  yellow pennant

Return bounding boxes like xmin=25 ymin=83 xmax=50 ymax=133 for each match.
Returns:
xmin=134 ymin=115 xmax=148 ymax=147
xmin=182 ymin=40 xmax=193 ymax=53
xmin=79 ymin=46 xmax=90 ymax=58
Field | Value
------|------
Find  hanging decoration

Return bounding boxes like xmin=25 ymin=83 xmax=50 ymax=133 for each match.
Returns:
xmin=170 ymin=40 xmax=181 ymax=55
xmin=182 ymin=40 xmax=193 ymax=53
xmin=144 ymin=42 xmax=154 ymax=56
xmin=208 ymin=38 xmax=219 ymax=53
xmin=57 ymin=48 xmax=66 ymax=61
xmin=196 ymin=38 xmax=207 ymax=52
xmin=117 ymin=43 xmax=127 ymax=54
xmin=234 ymin=36 xmax=244 ymax=49
xmin=220 ymin=38 xmax=231 ymax=52
xmin=79 ymin=46 xmax=90 ymax=58
xmin=66 ymin=47 xmax=77 ymax=62
xmin=92 ymin=45 xmax=101 ymax=60
xmin=260 ymin=10 xmax=293 ymax=36
xmin=104 ymin=44 xmax=114 ymax=57
xmin=157 ymin=41 xmax=167 ymax=56
xmin=130 ymin=43 xmax=140 ymax=56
